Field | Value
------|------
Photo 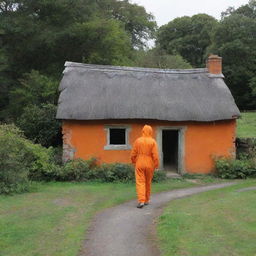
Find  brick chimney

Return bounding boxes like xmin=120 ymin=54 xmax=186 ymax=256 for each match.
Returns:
xmin=207 ymin=55 xmax=222 ymax=75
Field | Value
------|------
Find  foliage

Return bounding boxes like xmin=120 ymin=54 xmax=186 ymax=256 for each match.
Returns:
xmin=156 ymin=2 xmax=256 ymax=109
xmin=133 ymin=48 xmax=192 ymax=69
xmin=215 ymin=157 xmax=256 ymax=179
xmin=0 ymin=0 xmax=156 ymax=125
xmin=9 ymin=70 xmax=59 ymax=117
xmin=64 ymin=19 xmax=132 ymax=66
xmin=0 ymin=48 xmax=10 ymax=120
xmin=25 ymin=145 xmax=60 ymax=182
xmin=92 ymin=162 xmax=135 ymax=182
xmin=0 ymin=124 xmax=31 ymax=194
xmin=0 ymin=124 xmax=60 ymax=194
xmin=153 ymin=170 xmax=168 ymax=182
xmin=157 ymin=14 xmax=218 ymax=67
xmin=16 ymin=104 xmax=61 ymax=147
xmin=0 ymin=124 xmax=57 ymax=193
xmin=107 ymin=0 xmax=156 ymax=48
xmin=0 ymin=0 xmax=155 ymax=76
xmin=58 ymin=158 xmax=95 ymax=181
xmin=209 ymin=4 xmax=256 ymax=110
xmin=221 ymin=0 xmax=256 ymax=19
xmin=59 ymin=160 xmax=134 ymax=182
xmin=7 ymin=70 xmax=61 ymax=146
xmin=58 ymin=159 xmax=167 ymax=183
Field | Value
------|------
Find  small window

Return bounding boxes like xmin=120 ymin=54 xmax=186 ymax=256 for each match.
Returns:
xmin=104 ymin=126 xmax=131 ymax=150
xmin=109 ymin=128 xmax=126 ymax=145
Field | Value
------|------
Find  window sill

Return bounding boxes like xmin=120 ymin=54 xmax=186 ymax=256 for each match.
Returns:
xmin=104 ymin=145 xmax=131 ymax=150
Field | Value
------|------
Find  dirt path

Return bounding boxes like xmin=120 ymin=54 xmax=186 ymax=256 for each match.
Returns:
xmin=80 ymin=182 xmax=236 ymax=256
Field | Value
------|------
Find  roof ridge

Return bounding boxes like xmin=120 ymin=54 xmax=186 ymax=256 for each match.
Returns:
xmin=64 ymin=61 xmax=208 ymax=74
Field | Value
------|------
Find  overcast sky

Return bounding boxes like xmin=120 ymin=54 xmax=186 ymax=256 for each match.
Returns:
xmin=131 ymin=0 xmax=250 ymax=26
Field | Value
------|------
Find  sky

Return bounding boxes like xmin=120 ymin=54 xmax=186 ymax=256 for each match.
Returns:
xmin=131 ymin=0 xmax=250 ymax=26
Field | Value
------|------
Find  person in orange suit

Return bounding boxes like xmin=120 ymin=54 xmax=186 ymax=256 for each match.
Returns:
xmin=131 ymin=125 xmax=159 ymax=208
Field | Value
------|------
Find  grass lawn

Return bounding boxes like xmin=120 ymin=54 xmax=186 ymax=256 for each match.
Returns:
xmin=237 ymin=112 xmax=256 ymax=138
xmin=0 ymin=179 xmax=202 ymax=256
xmin=157 ymin=179 xmax=256 ymax=256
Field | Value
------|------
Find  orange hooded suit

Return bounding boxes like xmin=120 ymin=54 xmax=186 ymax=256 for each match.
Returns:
xmin=131 ymin=125 xmax=159 ymax=203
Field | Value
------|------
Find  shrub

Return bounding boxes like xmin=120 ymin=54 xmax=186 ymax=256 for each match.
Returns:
xmin=27 ymin=145 xmax=61 ymax=182
xmin=59 ymin=160 xmax=134 ymax=182
xmin=59 ymin=159 xmax=168 ymax=183
xmin=59 ymin=159 xmax=92 ymax=181
xmin=0 ymin=124 xmax=31 ymax=194
xmin=215 ymin=157 xmax=256 ymax=179
xmin=153 ymin=170 xmax=167 ymax=182
xmin=0 ymin=124 xmax=60 ymax=194
xmin=93 ymin=163 xmax=135 ymax=182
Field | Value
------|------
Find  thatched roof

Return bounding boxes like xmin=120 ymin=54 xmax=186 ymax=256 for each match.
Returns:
xmin=56 ymin=62 xmax=240 ymax=122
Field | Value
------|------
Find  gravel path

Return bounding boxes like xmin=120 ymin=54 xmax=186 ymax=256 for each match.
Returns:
xmin=80 ymin=182 xmax=236 ymax=256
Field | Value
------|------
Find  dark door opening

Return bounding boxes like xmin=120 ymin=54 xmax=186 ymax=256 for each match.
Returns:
xmin=162 ymin=130 xmax=179 ymax=172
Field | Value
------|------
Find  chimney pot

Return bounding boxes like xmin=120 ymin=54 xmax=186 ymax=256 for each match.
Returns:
xmin=207 ymin=54 xmax=222 ymax=75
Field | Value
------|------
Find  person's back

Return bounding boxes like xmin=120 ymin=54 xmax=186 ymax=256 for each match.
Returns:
xmin=131 ymin=125 xmax=159 ymax=208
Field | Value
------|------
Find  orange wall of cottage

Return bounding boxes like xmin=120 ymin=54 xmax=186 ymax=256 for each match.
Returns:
xmin=62 ymin=119 xmax=236 ymax=174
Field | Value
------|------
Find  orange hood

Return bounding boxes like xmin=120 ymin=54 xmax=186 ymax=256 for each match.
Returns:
xmin=142 ymin=125 xmax=153 ymax=138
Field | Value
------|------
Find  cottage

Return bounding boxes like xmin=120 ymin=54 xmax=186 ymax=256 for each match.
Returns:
xmin=56 ymin=55 xmax=240 ymax=174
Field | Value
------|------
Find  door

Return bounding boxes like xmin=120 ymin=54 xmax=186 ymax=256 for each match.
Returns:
xmin=162 ymin=130 xmax=179 ymax=172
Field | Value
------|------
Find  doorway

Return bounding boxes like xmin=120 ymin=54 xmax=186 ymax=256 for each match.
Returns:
xmin=162 ymin=130 xmax=179 ymax=172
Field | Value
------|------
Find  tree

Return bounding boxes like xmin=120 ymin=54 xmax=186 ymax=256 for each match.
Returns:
xmin=16 ymin=104 xmax=61 ymax=147
xmin=9 ymin=70 xmax=58 ymax=117
xmin=0 ymin=0 xmax=156 ymax=124
xmin=0 ymin=0 xmax=156 ymax=76
xmin=157 ymin=14 xmax=218 ymax=67
xmin=221 ymin=0 xmax=256 ymax=19
xmin=107 ymin=0 xmax=156 ymax=48
xmin=209 ymin=12 xmax=256 ymax=109
xmin=56 ymin=19 xmax=132 ymax=66
xmin=133 ymin=48 xmax=192 ymax=69
xmin=0 ymin=48 xmax=10 ymax=120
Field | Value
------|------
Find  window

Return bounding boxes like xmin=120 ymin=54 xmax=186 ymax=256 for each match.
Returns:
xmin=109 ymin=128 xmax=126 ymax=145
xmin=104 ymin=126 xmax=131 ymax=150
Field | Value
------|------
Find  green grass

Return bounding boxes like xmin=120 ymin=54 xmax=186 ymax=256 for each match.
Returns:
xmin=237 ymin=112 xmax=256 ymax=138
xmin=0 ymin=179 xmax=199 ymax=256
xmin=157 ymin=179 xmax=256 ymax=256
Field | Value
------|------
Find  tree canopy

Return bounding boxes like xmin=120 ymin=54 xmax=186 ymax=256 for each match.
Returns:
xmin=209 ymin=1 xmax=256 ymax=109
xmin=133 ymin=48 xmax=192 ymax=69
xmin=157 ymin=1 xmax=256 ymax=109
xmin=0 ymin=0 xmax=157 ymax=123
xmin=157 ymin=14 xmax=218 ymax=67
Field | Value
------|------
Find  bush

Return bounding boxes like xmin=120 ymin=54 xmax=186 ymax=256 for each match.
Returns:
xmin=215 ymin=157 xmax=256 ymax=179
xmin=58 ymin=160 xmax=134 ymax=182
xmin=27 ymin=145 xmax=61 ymax=182
xmin=0 ymin=124 xmax=31 ymax=194
xmin=93 ymin=163 xmax=135 ymax=182
xmin=153 ymin=170 xmax=167 ymax=182
xmin=58 ymin=159 xmax=93 ymax=181
xmin=0 ymin=124 xmax=60 ymax=194
xmin=59 ymin=159 xmax=167 ymax=183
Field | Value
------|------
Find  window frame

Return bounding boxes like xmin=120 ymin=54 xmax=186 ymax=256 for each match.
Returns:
xmin=104 ymin=125 xmax=131 ymax=150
